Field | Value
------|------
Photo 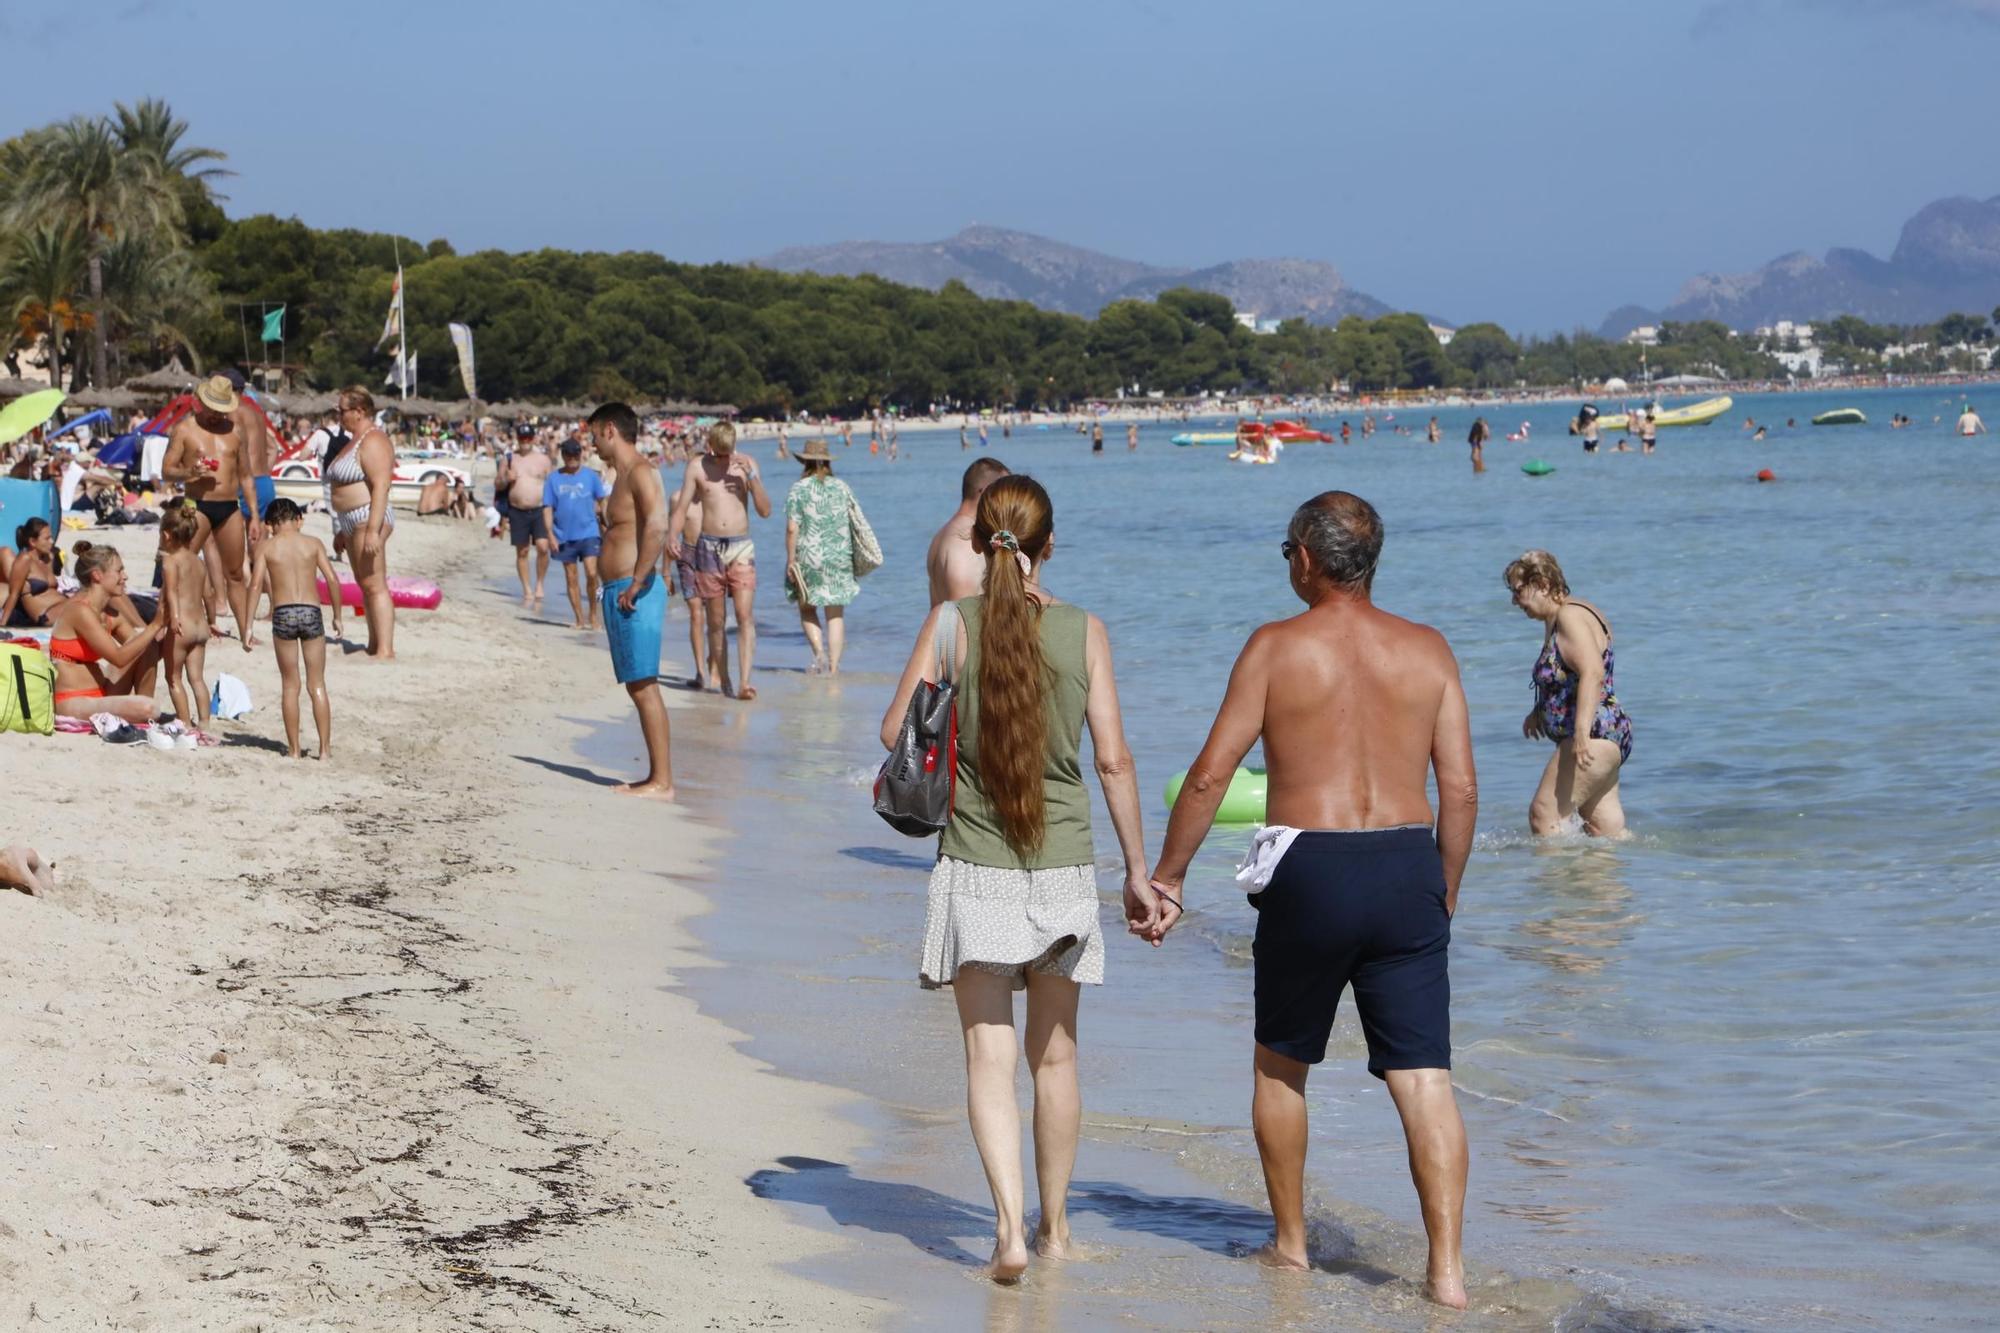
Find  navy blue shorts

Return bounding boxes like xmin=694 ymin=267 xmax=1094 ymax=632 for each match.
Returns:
xmin=555 ymin=535 xmax=601 ymax=564
xmin=1251 ymin=826 xmax=1451 ymax=1077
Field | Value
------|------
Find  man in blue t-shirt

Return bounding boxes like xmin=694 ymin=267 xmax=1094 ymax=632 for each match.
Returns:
xmin=541 ymin=440 xmax=610 ymax=629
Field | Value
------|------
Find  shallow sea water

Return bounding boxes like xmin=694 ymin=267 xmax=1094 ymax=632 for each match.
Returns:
xmin=593 ymin=386 xmax=1999 ymax=1330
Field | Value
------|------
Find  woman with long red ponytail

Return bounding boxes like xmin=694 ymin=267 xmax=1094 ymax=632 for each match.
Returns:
xmin=880 ymin=474 xmax=1162 ymax=1282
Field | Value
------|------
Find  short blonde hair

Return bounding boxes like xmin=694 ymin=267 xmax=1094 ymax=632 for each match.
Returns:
xmin=1504 ymin=549 xmax=1568 ymax=597
xmin=706 ymin=421 xmax=737 ymax=453
xmin=338 ymin=386 xmax=375 ymax=416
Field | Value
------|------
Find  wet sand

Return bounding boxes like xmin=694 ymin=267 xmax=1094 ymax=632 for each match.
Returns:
xmin=1 ymin=515 xmax=881 ymax=1328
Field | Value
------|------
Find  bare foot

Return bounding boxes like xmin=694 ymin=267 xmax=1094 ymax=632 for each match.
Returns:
xmin=1426 ymin=1265 xmax=1468 ymax=1310
xmin=0 ymin=845 xmax=54 ymax=896
xmin=1033 ymin=1221 xmax=1070 ymax=1260
xmin=613 ymin=780 xmax=676 ymax=801
xmin=1251 ymin=1241 xmax=1309 ymax=1271
xmin=985 ymin=1236 xmax=1028 ymax=1283
xmin=736 ymin=683 xmax=757 ymax=701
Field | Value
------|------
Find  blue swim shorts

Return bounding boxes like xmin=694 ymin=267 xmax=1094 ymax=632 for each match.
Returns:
xmin=244 ymin=474 xmax=278 ymax=521
xmin=1251 ymin=826 xmax=1451 ymax=1077
xmin=600 ymin=574 xmax=665 ymax=684
xmin=555 ymin=535 xmax=601 ymax=564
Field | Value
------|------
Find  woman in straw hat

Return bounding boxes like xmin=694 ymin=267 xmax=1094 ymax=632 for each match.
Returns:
xmin=783 ymin=438 xmax=860 ymax=675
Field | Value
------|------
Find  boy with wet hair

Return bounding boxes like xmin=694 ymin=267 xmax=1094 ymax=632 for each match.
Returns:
xmin=249 ymin=498 xmax=342 ymax=759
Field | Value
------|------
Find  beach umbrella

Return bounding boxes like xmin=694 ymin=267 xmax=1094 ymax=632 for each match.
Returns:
xmin=0 ymin=388 xmax=67 ymax=445
xmin=0 ymin=377 xmax=55 ymax=400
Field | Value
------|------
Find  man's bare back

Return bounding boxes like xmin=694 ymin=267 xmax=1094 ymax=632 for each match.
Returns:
xmin=926 ymin=508 xmax=984 ymax=604
xmin=233 ymin=400 xmax=272 ymax=478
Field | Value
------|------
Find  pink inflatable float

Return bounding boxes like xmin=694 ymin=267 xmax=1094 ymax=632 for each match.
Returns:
xmin=316 ymin=575 xmax=443 ymax=611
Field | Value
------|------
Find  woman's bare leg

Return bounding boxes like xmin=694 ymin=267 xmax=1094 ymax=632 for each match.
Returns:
xmin=1023 ymin=971 xmax=1081 ymax=1258
xmin=1527 ymin=748 xmax=1566 ymax=835
xmin=797 ymin=602 xmax=825 ymax=672
xmin=955 ymin=968 xmax=1029 ymax=1281
xmin=826 ymin=605 xmax=846 ymax=675
xmin=1570 ymin=740 xmax=1627 ymax=837
xmin=351 ymin=530 xmax=395 ymax=660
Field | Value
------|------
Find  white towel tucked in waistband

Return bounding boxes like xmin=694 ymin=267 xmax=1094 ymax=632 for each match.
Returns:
xmin=1235 ymin=825 xmax=1305 ymax=896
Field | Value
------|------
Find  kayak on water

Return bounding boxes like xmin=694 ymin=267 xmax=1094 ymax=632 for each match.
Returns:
xmin=1163 ymin=767 xmax=1267 ymax=824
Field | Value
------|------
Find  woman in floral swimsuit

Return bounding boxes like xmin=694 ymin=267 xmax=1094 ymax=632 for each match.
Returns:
xmin=1505 ymin=550 xmax=1633 ymax=838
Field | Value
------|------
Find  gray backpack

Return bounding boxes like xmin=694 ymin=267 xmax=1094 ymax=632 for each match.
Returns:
xmin=872 ymin=607 xmax=960 ymax=837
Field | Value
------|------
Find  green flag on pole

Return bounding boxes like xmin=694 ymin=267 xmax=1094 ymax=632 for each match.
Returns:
xmin=260 ymin=306 xmax=285 ymax=342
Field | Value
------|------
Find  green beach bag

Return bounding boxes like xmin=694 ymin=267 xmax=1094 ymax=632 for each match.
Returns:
xmin=0 ymin=642 xmax=56 ymax=737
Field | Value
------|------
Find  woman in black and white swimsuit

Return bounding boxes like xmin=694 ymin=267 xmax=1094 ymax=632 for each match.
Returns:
xmin=327 ymin=387 xmax=397 ymax=661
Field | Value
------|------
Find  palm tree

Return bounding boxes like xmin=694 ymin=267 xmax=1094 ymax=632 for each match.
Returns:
xmin=99 ymin=232 xmax=214 ymax=376
xmin=1 ymin=115 xmax=182 ymax=390
xmin=114 ymin=97 xmax=231 ymax=237
xmin=0 ymin=222 xmax=88 ymax=386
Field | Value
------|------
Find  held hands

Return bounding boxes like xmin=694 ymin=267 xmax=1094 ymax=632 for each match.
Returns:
xmin=1123 ymin=873 xmax=1185 ymax=948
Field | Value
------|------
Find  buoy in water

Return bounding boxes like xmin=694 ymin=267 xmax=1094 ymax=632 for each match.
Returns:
xmin=1521 ymin=459 xmax=1555 ymax=476
xmin=1164 ymin=767 xmax=1267 ymax=825
xmin=1756 ymin=468 xmax=1776 ymax=482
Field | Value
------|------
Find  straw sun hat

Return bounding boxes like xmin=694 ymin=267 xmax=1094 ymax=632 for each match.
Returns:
xmin=194 ymin=374 xmax=239 ymax=415
xmin=798 ymin=437 xmax=834 ymax=463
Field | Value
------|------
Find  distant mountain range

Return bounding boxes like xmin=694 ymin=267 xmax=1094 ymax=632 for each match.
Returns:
xmin=756 ymin=225 xmax=1395 ymax=325
xmin=1601 ymin=193 xmax=2000 ymax=337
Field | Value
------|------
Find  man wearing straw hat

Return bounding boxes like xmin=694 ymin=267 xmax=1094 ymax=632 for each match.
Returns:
xmin=162 ymin=374 xmax=261 ymax=644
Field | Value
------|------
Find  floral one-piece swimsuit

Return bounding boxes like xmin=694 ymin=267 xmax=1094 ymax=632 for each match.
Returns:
xmin=1531 ymin=605 xmax=1634 ymax=763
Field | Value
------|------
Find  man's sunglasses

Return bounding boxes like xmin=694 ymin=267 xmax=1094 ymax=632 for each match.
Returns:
xmin=1281 ymin=539 xmax=1299 ymax=560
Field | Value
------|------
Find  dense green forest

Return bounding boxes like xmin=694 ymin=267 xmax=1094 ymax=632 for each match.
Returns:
xmin=4 ymin=102 xmax=1995 ymax=412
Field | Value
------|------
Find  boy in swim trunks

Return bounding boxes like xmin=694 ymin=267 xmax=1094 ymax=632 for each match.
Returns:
xmin=248 ymin=498 xmax=341 ymax=759
xmin=158 ymin=504 xmax=213 ymax=732
xmin=666 ymin=422 xmax=771 ymax=700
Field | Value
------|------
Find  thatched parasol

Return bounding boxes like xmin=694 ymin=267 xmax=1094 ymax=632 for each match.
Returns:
xmin=68 ymin=386 xmax=144 ymax=411
xmin=123 ymin=358 xmax=199 ymax=396
xmin=0 ymin=376 xmax=54 ymax=400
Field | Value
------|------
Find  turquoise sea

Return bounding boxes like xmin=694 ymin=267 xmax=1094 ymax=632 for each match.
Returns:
xmin=594 ymin=385 xmax=1999 ymax=1329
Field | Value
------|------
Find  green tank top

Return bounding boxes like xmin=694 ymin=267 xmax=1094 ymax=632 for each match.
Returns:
xmin=937 ymin=596 xmax=1094 ymax=871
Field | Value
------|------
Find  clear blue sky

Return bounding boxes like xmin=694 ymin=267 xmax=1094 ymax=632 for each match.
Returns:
xmin=3 ymin=0 xmax=1993 ymax=331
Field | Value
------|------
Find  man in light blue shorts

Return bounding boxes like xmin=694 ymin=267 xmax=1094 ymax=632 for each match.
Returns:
xmin=540 ymin=439 xmax=608 ymax=630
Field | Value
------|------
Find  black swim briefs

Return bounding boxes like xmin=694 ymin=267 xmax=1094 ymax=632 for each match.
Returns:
xmin=1251 ymin=826 xmax=1451 ymax=1077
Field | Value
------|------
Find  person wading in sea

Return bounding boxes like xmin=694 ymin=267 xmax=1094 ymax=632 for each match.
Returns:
xmin=588 ymin=402 xmax=674 ymax=798
xmin=926 ymin=457 xmax=1010 ymax=605
xmin=666 ymin=422 xmax=772 ymax=700
xmin=1149 ymin=491 xmax=1477 ymax=1309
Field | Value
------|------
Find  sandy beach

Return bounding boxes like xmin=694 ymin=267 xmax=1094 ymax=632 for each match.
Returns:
xmin=1 ymin=511 xmax=881 ymax=1329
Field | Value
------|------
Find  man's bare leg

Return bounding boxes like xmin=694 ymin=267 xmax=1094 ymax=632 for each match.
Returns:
xmin=303 ymin=634 xmax=332 ymax=759
xmin=731 ymin=579 xmax=757 ymax=700
xmin=685 ymin=596 xmax=706 ymax=688
xmin=704 ymin=597 xmax=729 ymax=694
xmin=274 ymin=637 xmax=304 ymax=758
xmin=214 ymin=515 xmax=255 ymax=647
xmin=582 ymin=557 xmax=601 ymax=630
xmin=955 ymin=968 xmax=1030 ymax=1281
xmin=616 ymin=679 xmax=675 ymax=799
xmin=1251 ymin=1043 xmax=1312 ymax=1269
xmin=563 ymin=561 xmax=585 ymax=629
xmin=1383 ymin=1067 xmax=1468 ymax=1309
xmin=516 ymin=544 xmax=534 ymax=604
xmin=535 ymin=542 xmax=550 ymax=602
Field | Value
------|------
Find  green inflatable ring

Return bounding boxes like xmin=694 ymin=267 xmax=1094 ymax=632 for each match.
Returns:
xmin=1163 ymin=767 xmax=1267 ymax=824
xmin=1521 ymin=459 xmax=1555 ymax=476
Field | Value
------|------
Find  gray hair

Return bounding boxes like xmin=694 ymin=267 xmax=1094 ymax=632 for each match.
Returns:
xmin=1288 ymin=491 xmax=1383 ymax=589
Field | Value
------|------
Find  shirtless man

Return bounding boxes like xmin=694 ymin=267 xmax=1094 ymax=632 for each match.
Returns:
xmin=507 ymin=426 xmax=554 ymax=604
xmin=161 ymin=374 xmax=261 ymax=644
xmin=665 ymin=456 xmax=709 ymax=689
xmin=925 ymin=456 xmax=1010 ymax=605
xmin=666 ymin=422 xmax=771 ymax=700
xmin=587 ymin=402 xmax=674 ymax=798
xmin=1149 ymin=491 xmax=1476 ymax=1310
xmin=221 ymin=368 xmax=276 ymax=535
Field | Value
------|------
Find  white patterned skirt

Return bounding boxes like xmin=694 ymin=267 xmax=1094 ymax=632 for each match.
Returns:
xmin=919 ymin=856 xmax=1105 ymax=990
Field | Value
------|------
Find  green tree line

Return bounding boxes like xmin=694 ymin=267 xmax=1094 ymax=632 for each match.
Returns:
xmin=5 ymin=100 xmax=1993 ymax=411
